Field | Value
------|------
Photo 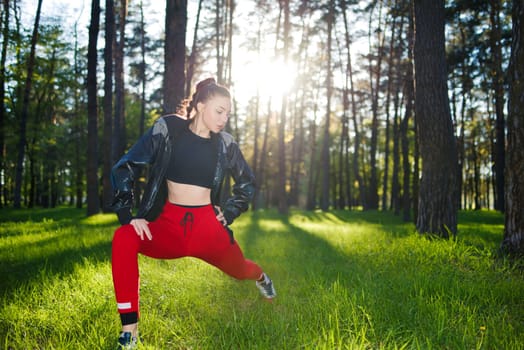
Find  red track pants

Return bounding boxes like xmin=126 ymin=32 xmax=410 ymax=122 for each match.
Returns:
xmin=112 ymin=202 xmax=263 ymax=315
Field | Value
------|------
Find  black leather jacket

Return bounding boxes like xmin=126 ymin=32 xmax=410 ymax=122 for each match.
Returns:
xmin=111 ymin=114 xmax=255 ymax=225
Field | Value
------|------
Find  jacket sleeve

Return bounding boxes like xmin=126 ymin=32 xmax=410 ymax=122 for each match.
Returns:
xmin=222 ymin=141 xmax=256 ymax=225
xmin=111 ymin=118 xmax=167 ymax=225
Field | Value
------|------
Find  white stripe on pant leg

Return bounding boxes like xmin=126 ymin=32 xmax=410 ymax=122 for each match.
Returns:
xmin=117 ymin=302 xmax=132 ymax=310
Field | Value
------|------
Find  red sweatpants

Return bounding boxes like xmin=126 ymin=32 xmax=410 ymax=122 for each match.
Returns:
xmin=111 ymin=202 xmax=263 ymax=315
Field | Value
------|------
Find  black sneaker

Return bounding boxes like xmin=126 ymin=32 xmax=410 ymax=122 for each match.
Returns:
xmin=117 ymin=331 xmax=139 ymax=349
xmin=256 ymin=273 xmax=276 ymax=299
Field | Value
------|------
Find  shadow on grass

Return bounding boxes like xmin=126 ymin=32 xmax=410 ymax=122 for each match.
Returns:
xmin=219 ymin=211 xmax=388 ymax=346
xmin=0 ymin=206 xmax=87 ymax=223
xmin=207 ymin=209 xmax=514 ymax=348
xmin=0 ymin=207 xmax=114 ymax=299
xmin=1 ymin=240 xmax=111 ymax=298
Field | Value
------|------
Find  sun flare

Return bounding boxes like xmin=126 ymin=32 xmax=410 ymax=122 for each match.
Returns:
xmin=234 ymin=53 xmax=298 ymax=110
xmin=254 ymin=58 xmax=297 ymax=101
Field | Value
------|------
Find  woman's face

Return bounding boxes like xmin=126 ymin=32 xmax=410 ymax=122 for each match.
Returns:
xmin=198 ymin=94 xmax=231 ymax=133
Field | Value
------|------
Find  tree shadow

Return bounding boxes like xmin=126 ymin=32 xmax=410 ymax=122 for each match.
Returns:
xmin=0 ymin=208 xmax=114 ymax=300
xmin=0 ymin=206 xmax=86 ymax=223
xmin=210 ymin=211 xmax=401 ymax=347
xmin=199 ymin=209 xmax=511 ymax=348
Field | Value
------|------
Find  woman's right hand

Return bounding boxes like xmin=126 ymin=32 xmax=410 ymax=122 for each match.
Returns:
xmin=130 ymin=218 xmax=152 ymax=240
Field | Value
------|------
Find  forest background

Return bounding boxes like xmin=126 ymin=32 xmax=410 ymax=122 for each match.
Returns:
xmin=1 ymin=0 xmax=523 ymax=254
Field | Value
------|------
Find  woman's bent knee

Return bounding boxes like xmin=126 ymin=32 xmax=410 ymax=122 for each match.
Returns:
xmin=112 ymin=225 xmax=139 ymax=252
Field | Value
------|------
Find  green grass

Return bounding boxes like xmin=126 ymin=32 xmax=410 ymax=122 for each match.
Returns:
xmin=1 ymin=207 xmax=523 ymax=349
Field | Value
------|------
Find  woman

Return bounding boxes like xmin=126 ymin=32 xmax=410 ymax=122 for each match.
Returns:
xmin=110 ymin=78 xmax=276 ymax=348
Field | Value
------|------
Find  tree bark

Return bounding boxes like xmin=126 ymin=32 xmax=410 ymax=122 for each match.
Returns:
xmin=13 ymin=0 xmax=42 ymax=208
xmin=320 ymin=0 xmax=334 ymax=211
xmin=489 ymin=0 xmax=506 ymax=213
xmin=102 ymin=0 xmax=114 ymax=212
xmin=401 ymin=3 xmax=414 ymax=222
xmin=306 ymin=119 xmax=318 ymax=210
xmin=382 ymin=8 xmax=397 ymax=212
xmin=163 ymin=0 xmax=187 ymax=114
xmin=86 ymin=0 xmax=101 ymax=216
xmin=185 ymin=0 xmax=203 ymax=97
xmin=367 ymin=1 xmax=384 ymax=210
xmin=413 ymin=0 xmax=459 ymax=238
xmin=391 ymin=11 xmax=405 ymax=215
xmin=255 ymin=99 xmax=272 ymax=209
xmin=277 ymin=0 xmax=289 ymax=214
xmin=215 ymin=0 xmax=223 ymax=84
xmin=113 ymin=0 xmax=127 ymax=162
xmin=342 ymin=1 xmax=365 ymax=209
xmin=501 ymin=0 xmax=524 ymax=255
xmin=0 ymin=0 xmax=9 ymax=207
xmin=73 ymin=21 xmax=83 ymax=209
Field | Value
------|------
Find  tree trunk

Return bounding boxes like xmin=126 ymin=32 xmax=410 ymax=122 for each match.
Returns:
xmin=215 ymin=0 xmax=223 ymax=83
xmin=501 ymin=0 xmax=524 ymax=255
xmin=73 ymin=22 xmax=83 ymax=209
xmin=306 ymin=80 xmax=321 ymax=210
xmin=185 ymin=0 xmax=203 ymax=97
xmin=113 ymin=0 xmax=127 ymax=162
xmin=490 ymin=0 xmax=506 ymax=213
xmin=86 ymin=0 xmax=101 ymax=216
xmin=13 ymin=0 xmax=42 ymax=208
xmin=225 ymin=0 xmax=234 ymax=87
xmin=320 ymin=0 xmax=334 ymax=211
xmin=401 ymin=4 xmax=414 ymax=222
xmin=342 ymin=2 xmax=365 ymax=208
xmin=306 ymin=119 xmax=318 ymax=210
xmin=163 ymin=0 xmax=187 ymax=114
xmin=391 ymin=11 xmax=405 ymax=215
xmin=382 ymin=8 xmax=397 ymax=212
xmin=0 ymin=0 xmax=9 ymax=207
xmin=254 ymin=99 xmax=272 ymax=209
xmin=251 ymin=18 xmax=262 ymax=210
xmin=413 ymin=0 xmax=459 ymax=238
xmin=277 ymin=0 xmax=289 ymax=214
xmin=138 ymin=1 xmax=146 ymax=136
xmin=102 ymin=0 xmax=114 ymax=212
xmin=133 ymin=0 xmax=147 ymax=207
xmin=367 ymin=1 xmax=384 ymax=210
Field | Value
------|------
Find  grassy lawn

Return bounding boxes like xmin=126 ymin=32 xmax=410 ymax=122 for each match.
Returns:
xmin=1 ymin=207 xmax=523 ymax=349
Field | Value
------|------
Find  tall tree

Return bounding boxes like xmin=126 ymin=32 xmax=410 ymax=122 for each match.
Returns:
xmin=366 ymin=1 xmax=385 ymax=210
xmin=413 ymin=0 xmax=459 ymax=238
xmin=72 ymin=19 xmax=84 ymax=209
xmin=320 ymin=0 xmax=334 ymax=211
xmin=13 ymin=0 xmax=42 ymax=208
xmin=501 ymin=0 xmax=524 ymax=255
xmin=102 ymin=0 xmax=114 ymax=212
xmin=0 ymin=0 xmax=9 ymax=207
xmin=381 ymin=9 xmax=396 ymax=212
xmin=113 ymin=0 xmax=127 ymax=161
xmin=86 ymin=0 xmax=101 ymax=216
xmin=185 ymin=0 xmax=203 ymax=97
xmin=489 ymin=0 xmax=506 ymax=212
xmin=342 ymin=0 xmax=365 ymax=208
xmin=277 ymin=0 xmax=290 ymax=214
xmin=401 ymin=1 xmax=414 ymax=222
xmin=163 ymin=0 xmax=187 ymax=113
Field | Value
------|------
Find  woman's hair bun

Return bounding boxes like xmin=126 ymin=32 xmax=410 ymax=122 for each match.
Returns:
xmin=196 ymin=77 xmax=216 ymax=92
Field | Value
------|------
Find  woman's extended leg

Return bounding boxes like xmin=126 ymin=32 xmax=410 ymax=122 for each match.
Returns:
xmin=186 ymin=206 xmax=276 ymax=298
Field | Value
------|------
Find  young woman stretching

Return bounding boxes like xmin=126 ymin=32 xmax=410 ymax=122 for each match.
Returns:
xmin=110 ymin=78 xmax=276 ymax=348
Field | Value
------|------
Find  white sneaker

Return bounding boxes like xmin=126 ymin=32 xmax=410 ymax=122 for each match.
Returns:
xmin=256 ymin=273 xmax=276 ymax=299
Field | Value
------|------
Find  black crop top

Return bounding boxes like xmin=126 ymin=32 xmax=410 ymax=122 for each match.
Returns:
xmin=166 ymin=128 xmax=219 ymax=189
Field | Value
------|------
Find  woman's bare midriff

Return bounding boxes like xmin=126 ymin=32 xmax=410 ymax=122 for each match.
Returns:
xmin=166 ymin=180 xmax=212 ymax=206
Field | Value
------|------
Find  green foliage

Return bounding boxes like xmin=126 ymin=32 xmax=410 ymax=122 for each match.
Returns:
xmin=0 ymin=208 xmax=522 ymax=349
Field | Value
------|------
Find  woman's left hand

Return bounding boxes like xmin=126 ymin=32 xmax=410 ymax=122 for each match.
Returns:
xmin=214 ymin=205 xmax=227 ymax=226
